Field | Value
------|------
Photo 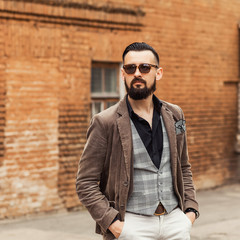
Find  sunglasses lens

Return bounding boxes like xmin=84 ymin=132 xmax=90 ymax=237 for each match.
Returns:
xmin=124 ymin=64 xmax=137 ymax=74
xmin=139 ymin=64 xmax=151 ymax=73
xmin=123 ymin=63 xmax=154 ymax=74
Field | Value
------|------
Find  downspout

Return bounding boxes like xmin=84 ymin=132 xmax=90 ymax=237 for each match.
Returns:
xmin=235 ymin=85 xmax=240 ymax=181
xmin=235 ymin=23 xmax=240 ymax=181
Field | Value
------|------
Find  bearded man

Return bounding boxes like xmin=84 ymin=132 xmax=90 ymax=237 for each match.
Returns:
xmin=76 ymin=42 xmax=199 ymax=240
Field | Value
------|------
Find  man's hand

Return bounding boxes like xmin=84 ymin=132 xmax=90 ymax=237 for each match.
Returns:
xmin=108 ymin=220 xmax=125 ymax=239
xmin=185 ymin=211 xmax=196 ymax=224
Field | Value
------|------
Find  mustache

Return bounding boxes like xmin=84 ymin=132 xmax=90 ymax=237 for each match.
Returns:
xmin=131 ymin=77 xmax=147 ymax=86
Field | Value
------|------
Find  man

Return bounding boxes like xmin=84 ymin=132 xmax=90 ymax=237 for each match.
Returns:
xmin=76 ymin=42 xmax=199 ymax=240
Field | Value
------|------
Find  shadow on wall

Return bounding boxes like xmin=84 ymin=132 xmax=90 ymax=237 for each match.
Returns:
xmin=58 ymin=104 xmax=90 ymax=210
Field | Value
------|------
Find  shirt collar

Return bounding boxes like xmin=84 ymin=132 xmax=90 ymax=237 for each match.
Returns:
xmin=126 ymin=94 xmax=162 ymax=119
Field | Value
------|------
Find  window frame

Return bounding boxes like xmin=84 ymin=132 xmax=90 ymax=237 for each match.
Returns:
xmin=91 ymin=61 xmax=121 ymax=116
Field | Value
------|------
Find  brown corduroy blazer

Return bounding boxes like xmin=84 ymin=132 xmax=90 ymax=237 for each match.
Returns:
xmin=76 ymin=95 xmax=199 ymax=240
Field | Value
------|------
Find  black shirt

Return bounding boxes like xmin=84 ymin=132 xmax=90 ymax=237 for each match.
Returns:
xmin=126 ymin=95 xmax=163 ymax=169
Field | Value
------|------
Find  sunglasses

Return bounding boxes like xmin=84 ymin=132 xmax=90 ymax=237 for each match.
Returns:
xmin=123 ymin=63 xmax=158 ymax=74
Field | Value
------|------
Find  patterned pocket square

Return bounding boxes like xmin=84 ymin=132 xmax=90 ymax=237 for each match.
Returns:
xmin=175 ymin=119 xmax=186 ymax=135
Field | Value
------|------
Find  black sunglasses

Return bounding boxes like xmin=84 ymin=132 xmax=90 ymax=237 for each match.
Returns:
xmin=123 ymin=63 xmax=158 ymax=74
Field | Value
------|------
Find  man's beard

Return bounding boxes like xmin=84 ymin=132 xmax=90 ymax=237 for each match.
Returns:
xmin=124 ymin=77 xmax=156 ymax=100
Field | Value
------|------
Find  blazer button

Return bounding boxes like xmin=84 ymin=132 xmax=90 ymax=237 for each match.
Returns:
xmin=123 ymin=181 xmax=128 ymax=187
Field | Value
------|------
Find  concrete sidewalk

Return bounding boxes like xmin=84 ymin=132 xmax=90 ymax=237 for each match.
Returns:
xmin=0 ymin=183 xmax=239 ymax=240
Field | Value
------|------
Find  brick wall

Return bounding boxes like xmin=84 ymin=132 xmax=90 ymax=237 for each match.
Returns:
xmin=0 ymin=0 xmax=239 ymax=218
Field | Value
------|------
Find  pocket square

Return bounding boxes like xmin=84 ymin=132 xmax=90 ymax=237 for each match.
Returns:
xmin=175 ymin=119 xmax=186 ymax=135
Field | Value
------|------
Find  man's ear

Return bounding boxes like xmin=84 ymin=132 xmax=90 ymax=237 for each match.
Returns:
xmin=156 ymin=67 xmax=163 ymax=81
xmin=121 ymin=67 xmax=125 ymax=81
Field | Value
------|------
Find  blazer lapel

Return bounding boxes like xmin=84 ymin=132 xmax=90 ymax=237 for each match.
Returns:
xmin=161 ymin=104 xmax=177 ymax=177
xmin=116 ymin=97 xmax=133 ymax=180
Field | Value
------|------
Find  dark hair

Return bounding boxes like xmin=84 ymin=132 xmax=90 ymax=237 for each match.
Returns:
xmin=122 ymin=42 xmax=159 ymax=65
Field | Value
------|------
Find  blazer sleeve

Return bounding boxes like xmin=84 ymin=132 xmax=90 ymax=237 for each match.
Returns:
xmin=76 ymin=115 xmax=119 ymax=232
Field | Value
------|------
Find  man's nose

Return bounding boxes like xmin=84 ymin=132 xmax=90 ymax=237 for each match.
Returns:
xmin=134 ymin=66 xmax=142 ymax=77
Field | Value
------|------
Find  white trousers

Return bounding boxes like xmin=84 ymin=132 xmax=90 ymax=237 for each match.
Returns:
xmin=116 ymin=208 xmax=192 ymax=240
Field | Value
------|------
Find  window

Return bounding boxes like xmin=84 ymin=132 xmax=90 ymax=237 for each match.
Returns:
xmin=91 ymin=62 xmax=120 ymax=116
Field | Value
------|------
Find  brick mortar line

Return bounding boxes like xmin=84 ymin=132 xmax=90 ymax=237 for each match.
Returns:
xmin=0 ymin=9 xmax=143 ymax=31
xmin=2 ymin=0 xmax=145 ymax=16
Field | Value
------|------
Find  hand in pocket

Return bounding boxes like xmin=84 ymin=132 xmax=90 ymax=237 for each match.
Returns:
xmin=108 ymin=220 xmax=125 ymax=239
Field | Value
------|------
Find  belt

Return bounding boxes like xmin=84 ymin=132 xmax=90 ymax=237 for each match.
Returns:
xmin=154 ymin=203 xmax=166 ymax=216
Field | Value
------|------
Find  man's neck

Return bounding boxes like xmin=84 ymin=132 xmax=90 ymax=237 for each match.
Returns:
xmin=128 ymin=94 xmax=154 ymax=115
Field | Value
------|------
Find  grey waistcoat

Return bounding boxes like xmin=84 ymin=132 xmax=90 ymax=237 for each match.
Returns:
xmin=126 ymin=116 xmax=178 ymax=215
